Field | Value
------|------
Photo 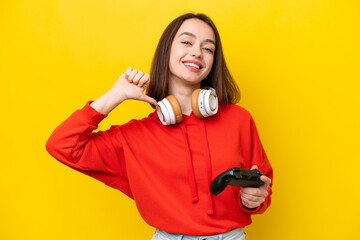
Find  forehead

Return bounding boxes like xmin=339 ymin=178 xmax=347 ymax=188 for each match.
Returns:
xmin=175 ymin=18 xmax=215 ymax=41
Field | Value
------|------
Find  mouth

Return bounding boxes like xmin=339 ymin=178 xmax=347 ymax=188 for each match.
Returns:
xmin=182 ymin=60 xmax=203 ymax=71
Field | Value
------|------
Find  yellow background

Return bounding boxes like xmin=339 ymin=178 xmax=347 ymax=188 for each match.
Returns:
xmin=1 ymin=0 xmax=359 ymax=239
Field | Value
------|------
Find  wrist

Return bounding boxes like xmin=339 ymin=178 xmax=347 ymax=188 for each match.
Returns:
xmin=107 ymin=86 xmax=127 ymax=105
xmin=90 ymin=88 xmax=126 ymax=115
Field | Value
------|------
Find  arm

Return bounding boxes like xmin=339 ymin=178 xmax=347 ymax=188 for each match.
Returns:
xmin=239 ymin=117 xmax=273 ymax=215
xmin=45 ymin=67 xmax=156 ymax=197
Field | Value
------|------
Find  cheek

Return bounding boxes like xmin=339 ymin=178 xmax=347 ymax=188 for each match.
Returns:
xmin=169 ymin=49 xmax=182 ymax=67
xmin=170 ymin=43 xmax=186 ymax=59
xmin=168 ymin=54 xmax=179 ymax=74
xmin=205 ymin=57 xmax=214 ymax=73
xmin=169 ymin=49 xmax=188 ymax=72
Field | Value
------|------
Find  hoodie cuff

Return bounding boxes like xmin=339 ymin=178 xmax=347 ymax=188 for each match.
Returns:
xmin=240 ymin=203 xmax=263 ymax=215
xmin=79 ymin=101 xmax=108 ymax=126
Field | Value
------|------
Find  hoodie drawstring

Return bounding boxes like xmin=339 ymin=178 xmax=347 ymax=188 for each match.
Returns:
xmin=199 ymin=119 xmax=214 ymax=216
xmin=179 ymin=120 xmax=214 ymax=216
xmin=180 ymin=124 xmax=199 ymax=203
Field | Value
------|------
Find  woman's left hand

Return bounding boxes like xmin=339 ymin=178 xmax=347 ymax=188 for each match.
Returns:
xmin=240 ymin=165 xmax=271 ymax=209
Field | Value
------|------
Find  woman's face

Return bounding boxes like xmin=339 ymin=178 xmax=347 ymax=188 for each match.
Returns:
xmin=168 ymin=18 xmax=216 ymax=87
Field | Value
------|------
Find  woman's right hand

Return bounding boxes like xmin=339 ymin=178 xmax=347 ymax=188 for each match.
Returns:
xmin=112 ymin=67 xmax=157 ymax=105
xmin=90 ymin=67 xmax=158 ymax=115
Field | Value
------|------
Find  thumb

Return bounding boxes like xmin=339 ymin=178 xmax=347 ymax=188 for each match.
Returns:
xmin=139 ymin=94 xmax=158 ymax=107
xmin=250 ymin=165 xmax=258 ymax=170
xmin=260 ymin=175 xmax=271 ymax=190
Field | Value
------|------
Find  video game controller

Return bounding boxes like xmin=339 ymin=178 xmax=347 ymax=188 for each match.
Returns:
xmin=210 ymin=167 xmax=264 ymax=196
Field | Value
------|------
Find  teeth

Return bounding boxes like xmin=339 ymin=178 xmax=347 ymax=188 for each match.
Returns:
xmin=184 ymin=62 xmax=200 ymax=69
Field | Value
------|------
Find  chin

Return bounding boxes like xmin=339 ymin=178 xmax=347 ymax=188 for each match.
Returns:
xmin=183 ymin=74 xmax=207 ymax=83
xmin=170 ymin=71 xmax=207 ymax=86
xmin=182 ymin=78 xmax=203 ymax=86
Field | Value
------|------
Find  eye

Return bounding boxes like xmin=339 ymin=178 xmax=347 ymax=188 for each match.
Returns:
xmin=181 ymin=41 xmax=191 ymax=46
xmin=203 ymin=48 xmax=214 ymax=54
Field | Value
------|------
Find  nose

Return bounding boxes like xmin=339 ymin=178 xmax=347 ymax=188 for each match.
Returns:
xmin=190 ymin=44 xmax=202 ymax=58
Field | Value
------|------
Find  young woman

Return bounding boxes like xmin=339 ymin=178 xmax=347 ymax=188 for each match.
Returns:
xmin=46 ymin=13 xmax=273 ymax=240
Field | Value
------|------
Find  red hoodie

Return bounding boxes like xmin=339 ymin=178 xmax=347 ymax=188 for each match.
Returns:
xmin=46 ymin=102 xmax=273 ymax=236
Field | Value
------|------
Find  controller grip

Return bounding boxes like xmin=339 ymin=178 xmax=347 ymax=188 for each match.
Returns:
xmin=210 ymin=168 xmax=263 ymax=196
xmin=210 ymin=170 xmax=233 ymax=196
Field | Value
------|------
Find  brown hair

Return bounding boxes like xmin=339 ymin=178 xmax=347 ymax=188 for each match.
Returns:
xmin=147 ymin=13 xmax=240 ymax=106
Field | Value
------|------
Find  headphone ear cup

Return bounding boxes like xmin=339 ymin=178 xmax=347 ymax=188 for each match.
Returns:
xmin=191 ymin=88 xmax=219 ymax=118
xmin=157 ymin=96 xmax=183 ymax=125
xmin=191 ymin=89 xmax=204 ymax=118
xmin=166 ymin=95 xmax=183 ymax=124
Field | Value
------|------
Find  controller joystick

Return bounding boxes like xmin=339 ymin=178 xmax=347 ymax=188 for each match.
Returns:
xmin=210 ymin=168 xmax=264 ymax=196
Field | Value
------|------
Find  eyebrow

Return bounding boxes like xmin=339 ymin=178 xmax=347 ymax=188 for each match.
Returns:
xmin=178 ymin=32 xmax=216 ymax=45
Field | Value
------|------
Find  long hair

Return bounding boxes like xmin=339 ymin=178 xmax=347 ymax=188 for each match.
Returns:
xmin=147 ymin=13 xmax=240 ymax=107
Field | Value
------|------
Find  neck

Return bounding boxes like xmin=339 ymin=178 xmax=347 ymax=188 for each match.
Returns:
xmin=168 ymin=79 xmax=201 ymax=116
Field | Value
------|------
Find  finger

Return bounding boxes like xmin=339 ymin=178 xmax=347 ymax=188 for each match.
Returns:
xmin=260 ymin=175 xmax=272 ymax=189
xmin=125 ymin=67 xmax=132 ymax=77
xmin=140 ymin=94 xmax=158 ymax=107
xmin=118 ymin=67 xmax=132 ymax=81
xmin=138 ymin=73 xmax=150 ymax=88
xmin=240 ymin=187 xmax=260 ymax=196
xmin=132 ymin=71 xmax=144 ymax=85
xmin=241 ymin=192 xmax=264 ymax=202
xmin=241 ymin=187 xmax=268 ymax=198
xmin=241 ymin=197 xmax=259 ymax=209
xmin=250 ymin=165 xmax=258 ymax=170
xmin=128 ymin=69 xmax=138 ymax=82
xmin=241 ymin=191 xmax=266 ymax=208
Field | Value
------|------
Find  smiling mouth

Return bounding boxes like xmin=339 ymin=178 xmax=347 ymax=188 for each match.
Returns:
xmin=183 ymin=61 xmax=202 ymax=70
xmin=184 ymin=62 xmax=200 ymax=69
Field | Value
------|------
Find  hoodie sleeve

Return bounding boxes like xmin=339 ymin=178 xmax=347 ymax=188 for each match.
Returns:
xmin=239 ymin=116 xmax=273 ymax=215
xmin=45 ymin=101 xmax=133 ymax=199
